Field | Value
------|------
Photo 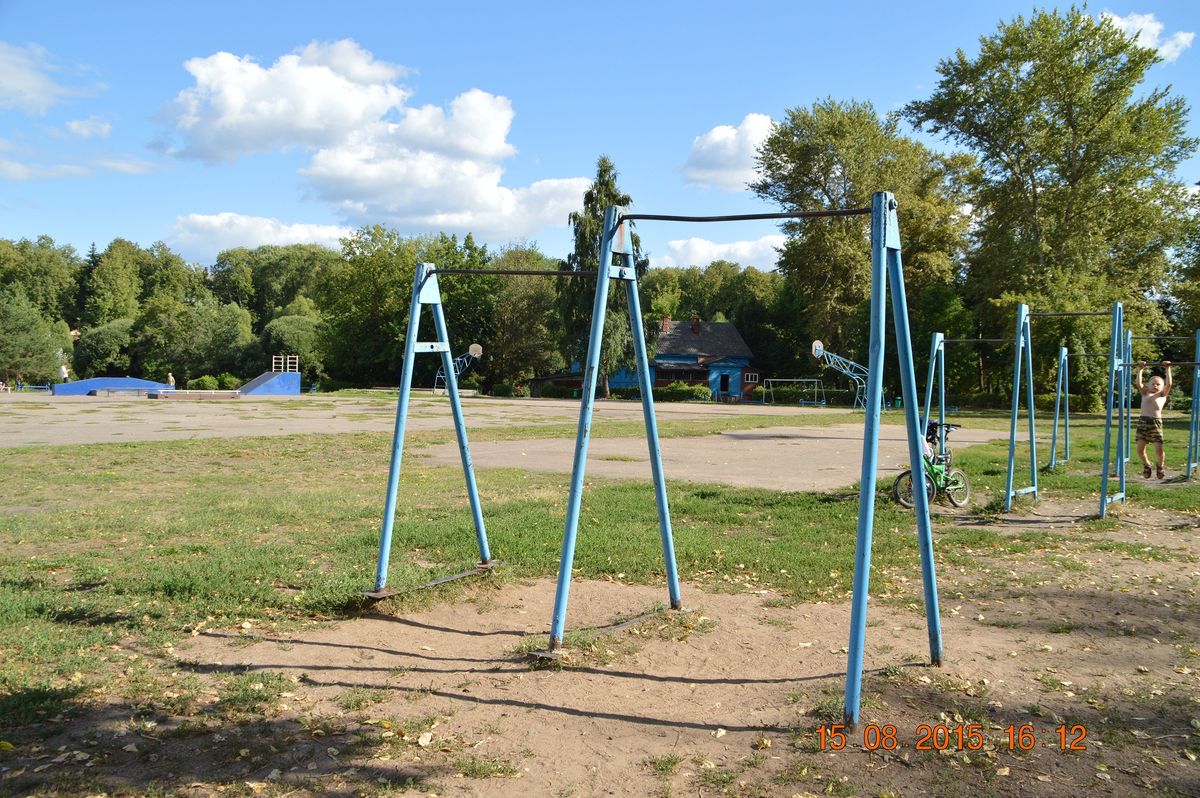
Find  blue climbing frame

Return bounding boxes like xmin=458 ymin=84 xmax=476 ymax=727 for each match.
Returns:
xmin=1100 ymin=302 xmax=1128 ymax=517
xmin=1003 ymin=305 xmax=1038 ymax=512
xmin=842 ymin=193 xmax=942 ymax=726
xmin=1190 ymin=331 xmax=1200 ymax=479
xmin=368 ymin=263 xmax=494 ymax=598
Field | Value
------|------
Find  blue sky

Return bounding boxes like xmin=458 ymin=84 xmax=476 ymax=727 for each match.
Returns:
xmin=1 ymin=1 xmax=1197 ymax=269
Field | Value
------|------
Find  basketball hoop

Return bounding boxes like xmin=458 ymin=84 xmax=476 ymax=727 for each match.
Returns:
xmin=811 ymin=340 xmax=824 ymax=358
xmin=468 ymin=344 xmax=483 ymax=358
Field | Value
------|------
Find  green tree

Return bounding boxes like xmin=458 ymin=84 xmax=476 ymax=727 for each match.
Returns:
xmin=213 ymin=244 xmax=340 ymax=329
xmin=0 ymin=290 xmax=65 ymax=382
xmin=751 ymin=98 xmax=973 ymax=355
xmin=482 ymin=244 xmax=564 ymax=387
xmin=74 ymin=317 xmax=135 ymax=378
xmin=316 ymin=228 xmax=496 ymax=385
xmin=905 ymin=7 xmax=1199 ymax=401
xmin=262 ymin=315 xmax=323 ymax=381
xmin=82 ymin=238 xmax=144 ymax=326
xmin=0 ymin=236 xmax=82 ymax=324
xmin=558 ymin=156 xmax=645 ymax=396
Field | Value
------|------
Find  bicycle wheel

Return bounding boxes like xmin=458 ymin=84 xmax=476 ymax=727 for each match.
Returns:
xmin=944 ymin=469 xmax=971 ymax=507
xmin=892 ymin=469 xmax=935 ymax=509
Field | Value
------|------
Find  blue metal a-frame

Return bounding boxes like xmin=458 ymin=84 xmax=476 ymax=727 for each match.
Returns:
xmin=1100 ymin=302 xmax=1128 ymax=517
xmin=367 ymin=263 xmax=494 ymax=598
xmin=1002 ymin=304 xmax=1037 ymax=511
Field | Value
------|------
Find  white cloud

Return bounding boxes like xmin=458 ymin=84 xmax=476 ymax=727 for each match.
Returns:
xmin=0 ymin=42 xmax=79 ymax=114
xmin=165 ymin=40 xmax=410 ymax=161
xmin=0 ymin=158 xmax=88 ymax=180
xmin=163 ymin=40 xmax=588 ymax=239
xmin=683 ymin=113 xmax=774 ymax=191
xmin=66 ymin=116 xmax=111 ymax=138
xmin=171 ymin=212 xmax=351 ymax=258
xmin=94 ymin=158 xmax=154 ymax=175
xmin=1101 ymin=12 xmax=1194 ymax=62
xmin=652 ymin=234 xmax=785 ymax=269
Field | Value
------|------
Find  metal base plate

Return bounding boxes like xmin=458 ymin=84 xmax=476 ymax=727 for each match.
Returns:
xmin=364 ymin=561 xmax=497 ymax=601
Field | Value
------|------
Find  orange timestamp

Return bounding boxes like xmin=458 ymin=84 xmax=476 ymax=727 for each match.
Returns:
xmin=816 ymin=723 xmax=1088 ymax=752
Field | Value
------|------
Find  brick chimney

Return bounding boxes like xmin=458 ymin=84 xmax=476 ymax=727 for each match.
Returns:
xmin=660 ymin=314 xmax=672 ymax=333
xmin=690 ymin=312 xmax=701 ymax=334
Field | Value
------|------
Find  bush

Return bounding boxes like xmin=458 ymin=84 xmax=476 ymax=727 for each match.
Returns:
xmin=609 ymin=387 xmax=640 ymax=400
xmin=537 ymin=384 xmax=575 ymax=399
xmin=217 ymin=372 xmax=242 ymax=390
xmin=189 ymin=374 xmax=218 ymax=390
xmin=491 ymin=383 xmax=529 ymax=397
xmin=653 ymin=381 xmax=712 ymax=402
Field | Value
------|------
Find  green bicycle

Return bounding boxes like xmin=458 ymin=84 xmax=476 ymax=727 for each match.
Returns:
xmin=893 ymin=422 xmax=971 ymax=508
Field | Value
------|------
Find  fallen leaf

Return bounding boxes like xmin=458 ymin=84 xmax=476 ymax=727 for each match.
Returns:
xmin=713 ymin=728 xmax=727 ymax=739
xmin=417 ymin=732 xmax=433 ymax=747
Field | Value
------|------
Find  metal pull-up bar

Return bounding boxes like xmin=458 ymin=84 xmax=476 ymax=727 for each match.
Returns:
xmin=1122 ymin=361 xmax=1200 ymax=368
xmin=430 ymin=268 xmax=599 ymax=277
xmin=1029 ymin=311 xmax=1110 ymax=317
xmin=1132 ymin=335 xmax=1195 ymax=341
xmin=617 ymin=207 xmax=871 ymax=224
xmin=942 ymin=338 xmax=1009 ymax=344
xmin=1068 ymin=352 xmax=1107 ymax=358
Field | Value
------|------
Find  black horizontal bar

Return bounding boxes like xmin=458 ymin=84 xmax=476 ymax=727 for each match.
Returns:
xmin=617 ymin=207 xmax=871 ymax=224
xmin=942 ymin=338 xmax=1009 ymax=344
xmin=1067 ymin=353 xmax=1107 ymax=358
xmin=1132 ymin=335 xmax=1195 ymax=340
xmin=1028 ymin=311 xmax=1109 ymax=317
xmin=431 ymin=269 xmax=598 ymax=277
xmin=1122 ymin=361 xmax=1200 ymax=367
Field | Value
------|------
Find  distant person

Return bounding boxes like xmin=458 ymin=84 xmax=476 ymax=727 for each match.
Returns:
xmin=59 ymin=363 xmax=70 ymax=383
xmin=167 ymin=372 xmax=176 ymax=388
xmin=1135 ymin=361 xmax=1172 ymax=479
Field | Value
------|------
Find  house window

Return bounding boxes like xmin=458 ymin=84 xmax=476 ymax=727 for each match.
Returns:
xmin=745 ymin=372 xmax=759 ymax=384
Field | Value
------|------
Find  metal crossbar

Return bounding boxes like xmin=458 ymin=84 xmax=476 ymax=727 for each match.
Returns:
xmin=1121 ymin=361 xmax=1200 ymax=368
xmin=431 ymin=268 xmax=599 ymax=277
xmin=618 ymin=207 xmax=871 ymax=224
xmin=1132 ymin=336 xmax=1194 ymax=341
xmin=1029 ymin=311 xmax=1110 ymax=317
xmin=942 ymin=338 xmax=1009 ymax=344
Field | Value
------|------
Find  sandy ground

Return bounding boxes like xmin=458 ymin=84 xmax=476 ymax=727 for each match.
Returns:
xmin=424 ymin=424 xmax=1012 ymax=491
xmin=0 ymin=393 xmax=844 ymax=448
xmin=115 ymin=498 xmax=1198 ymax=797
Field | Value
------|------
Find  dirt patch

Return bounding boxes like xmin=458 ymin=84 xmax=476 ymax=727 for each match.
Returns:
xmin=423 ymin=424 xmax=1014 ymax=490
xmin=4 ymin=500 xmax=1199 ymax=797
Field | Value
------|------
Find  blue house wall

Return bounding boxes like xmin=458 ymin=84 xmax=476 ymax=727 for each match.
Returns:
xmin=707 ymin=357 xmax=750 ymax=398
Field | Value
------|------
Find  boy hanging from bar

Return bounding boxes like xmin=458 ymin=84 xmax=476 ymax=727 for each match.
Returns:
xmin=1135 ymin=361 xmax=1172 ymax=479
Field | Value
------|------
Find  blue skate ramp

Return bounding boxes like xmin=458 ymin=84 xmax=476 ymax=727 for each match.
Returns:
xmin=239 ymin=371 xmax=300 ymax=396
xmin=53 ymin=377 xmax=173 ymax=396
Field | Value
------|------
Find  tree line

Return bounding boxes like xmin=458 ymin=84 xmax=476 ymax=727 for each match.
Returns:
xmin=2 ymin=9 xmax=1198 ymax=406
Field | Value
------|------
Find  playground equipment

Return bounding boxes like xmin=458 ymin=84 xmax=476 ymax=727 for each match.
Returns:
xmin=920 ymin=329 xmax=1037 ymax=512
xmin=762 ymin=377 xmax=825 ymax=405
xmin=51 ymin=376 xmax=173 ymax=396
xmin=1047 ymin=349 xmax=1106 ymax=470
xmin=434 ymin=344 xmax=483 ymax=394
xmin=810 ymin=340 xmax=868 ymax=410
xmin=239 ymin=355 xmax=301 ymax=396
xmin=369 ymin=193 xmax=941 ymax=728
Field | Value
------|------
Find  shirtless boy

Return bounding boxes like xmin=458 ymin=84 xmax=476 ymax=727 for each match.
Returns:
xmin=1135 ymin=361 xmax=1172 ymax=479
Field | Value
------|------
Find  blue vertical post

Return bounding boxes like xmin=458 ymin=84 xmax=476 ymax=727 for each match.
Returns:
xmin=1003 ymin=305 xmax=1034 ymax=511
xmin=1023 ymin=314 xmax=1038 ymax=499
xmin=1049 ymin=347 xmax=1068 ymax=469
xmin=431 ymin=298 xmax=492 ymax=565
xmin=921 ymin=333 xmax=946 ymax=457
xmin=1117 ymin=312 xmax=1128 ymax=500
xmin=1099 ymin=302 xmax=1122 ymax=517
xmin=373 ymin=266 xmax=426 ymax=592
xmin=844 ymin=193 xmax=941 ymax=727
xmin=1124 ymin=330 xmax=1133 ymax=465
xmin=548 ymin=207 xmax=617 ymax=648
xmin=1064 ymin=351 xmax=1071 ymax=463
xmin=1185 ymin=330 xmax=1200 ymax=478
xmin=622 ymin=251 xmax=682 ymax=609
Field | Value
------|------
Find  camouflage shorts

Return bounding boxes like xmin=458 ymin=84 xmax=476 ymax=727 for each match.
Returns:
xmin=1136 ymin=416 xmax=1163 ymax=445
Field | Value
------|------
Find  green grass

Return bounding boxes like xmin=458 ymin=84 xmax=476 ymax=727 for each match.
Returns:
xmin=0 ymin=406 xmax=1197 ymax=743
